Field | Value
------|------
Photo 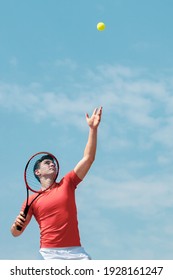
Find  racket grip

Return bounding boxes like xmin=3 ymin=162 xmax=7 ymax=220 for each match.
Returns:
xmin=16 ymin=214 xmax=26 ymax=231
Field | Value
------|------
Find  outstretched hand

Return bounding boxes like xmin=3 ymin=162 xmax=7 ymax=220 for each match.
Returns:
xmin=86 ymin=107 xmax=102 ymax=129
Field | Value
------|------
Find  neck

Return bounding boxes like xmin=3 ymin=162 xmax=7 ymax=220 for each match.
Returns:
xmin=40 ymin=178 xmax=55 ymax=191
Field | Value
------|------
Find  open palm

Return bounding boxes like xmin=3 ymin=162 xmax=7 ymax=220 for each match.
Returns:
xmin=86 ymin=107 xmax=102 ymax=128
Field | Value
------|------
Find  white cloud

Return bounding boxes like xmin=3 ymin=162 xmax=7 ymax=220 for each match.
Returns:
xmin=54 ymin=58 xmax=78 ymax=70
xmin=0 ymin=64 xmax=173 ymax=148
xmin=81 ymin=172 xmax=173 ymax=216
xmin=77 ymin=172 xmax=173 ymax=259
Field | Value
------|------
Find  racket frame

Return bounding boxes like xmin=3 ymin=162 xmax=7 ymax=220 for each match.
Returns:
xmin=16 ymin=151 xmax=59 ymax=231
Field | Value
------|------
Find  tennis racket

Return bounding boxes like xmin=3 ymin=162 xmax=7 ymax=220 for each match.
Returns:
xmin=16 ymin=151 xmax=59 ymax=231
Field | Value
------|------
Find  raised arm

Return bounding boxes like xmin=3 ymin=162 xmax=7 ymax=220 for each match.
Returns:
xmin=74 ymin=107 xmax=102 ymax=180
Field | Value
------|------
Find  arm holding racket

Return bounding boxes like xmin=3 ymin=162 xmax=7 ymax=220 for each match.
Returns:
xmin=74 ymin=107 xmax=102 ymax=180
xmin=11 ymin=211 xmax=32 ymax=236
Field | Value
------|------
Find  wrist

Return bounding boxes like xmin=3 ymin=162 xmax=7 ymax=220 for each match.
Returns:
xmin=89 ymin=126 xmax=98 ymax=131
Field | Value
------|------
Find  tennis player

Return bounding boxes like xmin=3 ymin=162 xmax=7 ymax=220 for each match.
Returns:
xmin=11 ymin=107 xmax=102 ymax=260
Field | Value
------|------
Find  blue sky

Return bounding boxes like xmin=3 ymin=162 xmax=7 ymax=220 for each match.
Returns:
xmin=1 ymin=0 xmax=173 ymax=260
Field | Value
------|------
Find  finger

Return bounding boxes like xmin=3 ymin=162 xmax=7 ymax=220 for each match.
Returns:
xmin=17 ymin=214 xmax=26 ymax=223
xmin=17 ymin=220 xmax=24 ymax=227
xmin=15 ymin=219 xmax=24 ymax=228
xmin=85 ymin=113 xmax=89 ymax=121
xmin=97 ymin=107 xmax=102 ymax=114
xmin=93 ymin=108 xmax=98 ymax=115
xmin=20 ymin=211 xmax=26 ymax=218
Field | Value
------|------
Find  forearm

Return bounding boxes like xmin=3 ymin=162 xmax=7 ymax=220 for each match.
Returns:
xmin=84 ymin=127 xmax=98 ymax=162
xmin=74 ymin=107 xmax=102 ymax=180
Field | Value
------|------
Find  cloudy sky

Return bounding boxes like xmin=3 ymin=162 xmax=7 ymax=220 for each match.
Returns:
xmin=1 ymin=0 xmax=173 ymax=260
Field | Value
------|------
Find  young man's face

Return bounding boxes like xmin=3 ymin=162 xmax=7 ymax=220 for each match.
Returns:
xmin=35 ymin=159 xmax=56 ymax=179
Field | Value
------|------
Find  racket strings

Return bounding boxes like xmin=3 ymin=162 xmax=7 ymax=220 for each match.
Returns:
xmin=25 ymin=152 xmax=59 ymax=193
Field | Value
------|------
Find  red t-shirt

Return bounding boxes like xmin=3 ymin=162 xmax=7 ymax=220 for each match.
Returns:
xmin=21 ymin=170 xmax=82 ymax=248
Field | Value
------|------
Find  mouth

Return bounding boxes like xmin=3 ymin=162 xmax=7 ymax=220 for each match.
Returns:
xmin=49 ymin=167 xmax=55 ymax=171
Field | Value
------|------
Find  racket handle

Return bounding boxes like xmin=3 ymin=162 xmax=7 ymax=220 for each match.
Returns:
xmin=16 ymin=214 xmax=26 ymax=231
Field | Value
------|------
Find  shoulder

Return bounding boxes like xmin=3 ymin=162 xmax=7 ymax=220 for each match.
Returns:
xmin=60 ymin=170 xmax=82 ymax=187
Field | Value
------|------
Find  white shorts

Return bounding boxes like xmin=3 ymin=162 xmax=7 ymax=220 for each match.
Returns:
xmin=39 ymin=246 xmax=91 ymax=260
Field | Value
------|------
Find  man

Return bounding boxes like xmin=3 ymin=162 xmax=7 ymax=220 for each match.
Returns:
xmin=11 ymin=107 xmax=102 ymax=260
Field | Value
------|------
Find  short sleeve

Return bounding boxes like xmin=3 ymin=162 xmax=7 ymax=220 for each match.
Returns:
xmin=63 ymin=170 xmax=82 ymax=189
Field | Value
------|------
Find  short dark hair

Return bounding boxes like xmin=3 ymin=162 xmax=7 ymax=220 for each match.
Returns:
xmin=33 ymin=155 xmax=54 ymax=182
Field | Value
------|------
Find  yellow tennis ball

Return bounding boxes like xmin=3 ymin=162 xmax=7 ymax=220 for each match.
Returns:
xmin=97 ymin=22 xmax=106 ymax=31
